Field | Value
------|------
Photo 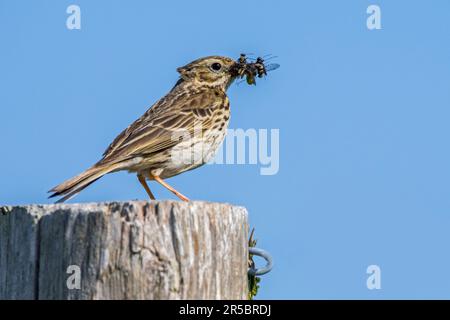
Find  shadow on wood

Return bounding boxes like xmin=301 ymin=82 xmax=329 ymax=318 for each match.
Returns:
xmin=0 ymin=201 xmax=248 ymax=300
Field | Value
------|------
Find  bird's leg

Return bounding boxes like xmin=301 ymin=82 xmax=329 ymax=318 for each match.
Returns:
xmin=152 ymin=175 xmax=190 ymax=202
xmin=137 ymin=174 xmax=156 ymax=200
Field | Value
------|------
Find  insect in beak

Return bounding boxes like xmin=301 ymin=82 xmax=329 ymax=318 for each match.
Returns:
xmin=232 ymin=53 xmax=280 ymax=86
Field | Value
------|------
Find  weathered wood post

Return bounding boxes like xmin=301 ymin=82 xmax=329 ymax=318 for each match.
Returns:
xmin=0 ymin=201 xmax=248 ymax=300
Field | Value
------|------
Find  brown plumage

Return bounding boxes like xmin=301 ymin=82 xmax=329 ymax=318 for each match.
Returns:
xmin=49 ymin=56 xmax=239 ymax=203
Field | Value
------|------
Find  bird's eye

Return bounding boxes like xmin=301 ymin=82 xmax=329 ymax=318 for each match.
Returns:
xmin=210 ymin=62 xmax=222 ymax=72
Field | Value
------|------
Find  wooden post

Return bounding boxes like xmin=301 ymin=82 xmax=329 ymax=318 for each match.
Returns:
xmin=0 ymin=201 xmax=249 ymax=300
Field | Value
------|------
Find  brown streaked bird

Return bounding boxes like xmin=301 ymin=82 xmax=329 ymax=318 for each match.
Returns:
xmin=49 ymin=56 xmax=244 ymax=203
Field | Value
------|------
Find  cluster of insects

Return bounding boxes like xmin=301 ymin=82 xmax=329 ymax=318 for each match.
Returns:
xmin=233 ymin=53 xmax=280 ymax=85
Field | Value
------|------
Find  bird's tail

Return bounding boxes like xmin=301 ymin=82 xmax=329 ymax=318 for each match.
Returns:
xmin=48 ymin=162 xmax=122 ymax=203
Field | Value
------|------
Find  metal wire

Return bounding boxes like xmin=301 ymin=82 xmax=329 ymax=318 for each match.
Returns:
xmin=248 ymin=247 xmax=273 ymax=276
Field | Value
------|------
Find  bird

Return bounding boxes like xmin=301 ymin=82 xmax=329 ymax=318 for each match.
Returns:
xmin=49 ymin=56 xmax=243 ymax=203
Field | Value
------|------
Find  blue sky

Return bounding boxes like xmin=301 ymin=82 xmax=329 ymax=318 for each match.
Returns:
xmin=1 ymin=0 xmax=450 ymax=299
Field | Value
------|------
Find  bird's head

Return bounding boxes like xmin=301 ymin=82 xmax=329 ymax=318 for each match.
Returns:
xmin=177 ymin=56 xmax=238 ymax=90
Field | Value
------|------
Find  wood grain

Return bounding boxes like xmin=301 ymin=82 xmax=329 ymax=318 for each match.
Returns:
xmin=0 ymin=201 xmax=248 ymax=300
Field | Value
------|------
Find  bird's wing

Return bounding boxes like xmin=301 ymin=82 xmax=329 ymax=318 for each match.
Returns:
xmin=99 ymin=87 xmax=227 ymax=165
